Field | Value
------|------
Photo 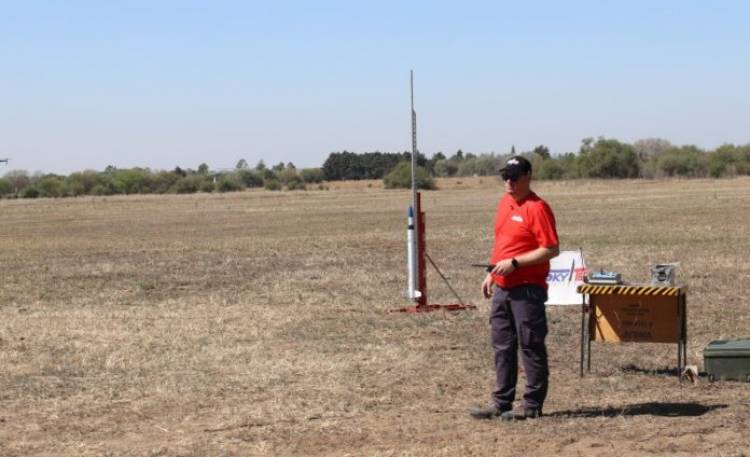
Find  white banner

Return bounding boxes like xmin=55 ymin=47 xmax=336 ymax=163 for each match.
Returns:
xmin=545 ymin=250 xmax=587 ymax=305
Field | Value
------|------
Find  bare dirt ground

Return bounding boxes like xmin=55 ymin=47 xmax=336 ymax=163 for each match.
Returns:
xmin=1 ymin=177 xmax=749 ymax=456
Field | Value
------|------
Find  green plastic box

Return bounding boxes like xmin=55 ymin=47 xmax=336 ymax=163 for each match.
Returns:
xmin=704 ymin=339 xmax=750 ymax=382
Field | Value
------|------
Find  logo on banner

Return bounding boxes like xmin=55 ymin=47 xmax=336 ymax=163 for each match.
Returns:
xmin=545 ymin=251 xmax=588 ymax=305
xmin=547 ymin=266 xmax=588 ymax=283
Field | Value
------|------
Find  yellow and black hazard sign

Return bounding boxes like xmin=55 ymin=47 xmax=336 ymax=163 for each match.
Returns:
xmin=577 ymin=284 xmax=683 ymax=297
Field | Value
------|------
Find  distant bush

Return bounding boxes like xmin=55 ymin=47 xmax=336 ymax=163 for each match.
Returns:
xmin=171 ymin=175 xmax=205 ymax=194
xmin=264 ymin=179 xmax=282 ymax=191
xmin=0 ymin=178 xmax=14 ymax=196
xmin=36 ymin=175 xmax=69 ymax=198
xmin=199 ymin=180 xmax=215 ymax=193
xmin=90 ymin=184 xmax=108 ymax=196
xmin=286 ymin=177 xmax=306 ymax=191
xmin=67 ymin=171 xmax=100 ymax=196
xmin=433 ymin=159 xmax=459 ymax=177
xmin=216 ymin=175 xmax=242 ymax=193
xmin=262 ymin=169 xmax=278 ymax=182
xmin=577 ymin=138 xmax=640 ymax=178
xmin=237 ymin=169 xmax=263 ymax=188
xmin=383 ymin=162 xmax=435 ymax=189
xmin=707 ymin=144 xmax=750 ymax=177
xmin=4 ymin=170 xmax=30 ymax=194
xmin=300 ymin=168 xmax=324 ymax=183
xmin=456 ymin=154 xmax=500 ymax=176
xmin=21 ymin=186 xmax=40 ymax=199
xmin=149 ymin=171 xmax=181 ymax=194
xmin=654 ymin=146 xmax=706 ymax=177
xmin=535 ymin=159 xmax=566 ymax=180
xmin=112 ymin=168 xmax=149 ymax=194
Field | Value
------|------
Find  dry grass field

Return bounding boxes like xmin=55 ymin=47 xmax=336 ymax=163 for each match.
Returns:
xmin=1 ymin=177 xmax=749 ymax=456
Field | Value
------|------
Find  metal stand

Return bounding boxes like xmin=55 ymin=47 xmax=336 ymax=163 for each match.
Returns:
xmin=579 ymin=285 xmax=687 ymax=381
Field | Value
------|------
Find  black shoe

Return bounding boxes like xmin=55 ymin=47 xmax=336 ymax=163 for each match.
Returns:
xmin=469 ymin=404 xmax=511 ymax=420
xmin=499 ymin=408 xmax=543 ymax=421
xmin=523 ymin=408 xmax=542 ymax=419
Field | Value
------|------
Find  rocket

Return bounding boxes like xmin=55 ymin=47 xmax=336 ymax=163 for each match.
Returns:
xmin=406 ymin=205 xmax=420 ymax=300
xmin=406 ymin=70 xmax=421 ymax=301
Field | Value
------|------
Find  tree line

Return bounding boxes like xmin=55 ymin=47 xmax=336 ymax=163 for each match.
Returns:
xmin=325 ymin=138 xmax=750 ymax=184
xmin=0 ymin=160 xmax=324 ymax=199
xmin=2 ymin=137 xmax=749 ymax=198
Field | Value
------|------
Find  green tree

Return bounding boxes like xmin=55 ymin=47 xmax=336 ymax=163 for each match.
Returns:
xmin=577 ymin=138 xmax=640 ymax=178
xmin=532 ymin=145 xmax=551 ymax=160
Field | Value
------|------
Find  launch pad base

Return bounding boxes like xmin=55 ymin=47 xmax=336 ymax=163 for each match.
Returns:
xmin=391 ymin=303 xmax=477 ymax=313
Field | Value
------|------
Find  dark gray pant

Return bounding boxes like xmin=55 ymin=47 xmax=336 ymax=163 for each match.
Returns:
xmin=490 ymin=284 xmax=549 ymax=411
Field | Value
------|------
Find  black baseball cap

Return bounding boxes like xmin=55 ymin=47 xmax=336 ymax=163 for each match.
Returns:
xmin=498 ymin=156 xmax=532 ymax=177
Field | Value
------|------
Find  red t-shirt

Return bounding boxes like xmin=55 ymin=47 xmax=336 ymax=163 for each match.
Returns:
xmin=490 ymin=191 xmax=559 ymax=289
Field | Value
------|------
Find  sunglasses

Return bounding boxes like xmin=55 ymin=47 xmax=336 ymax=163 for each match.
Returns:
xmin=501 ymin=173 xmax=521 ymax=182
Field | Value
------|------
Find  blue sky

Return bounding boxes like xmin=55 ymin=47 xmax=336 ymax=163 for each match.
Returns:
xmin=2 ymin=1 xmax=748 ymax=174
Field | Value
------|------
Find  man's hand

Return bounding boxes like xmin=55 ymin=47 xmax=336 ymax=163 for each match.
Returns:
xmin=482 ymin=273 xmax=495 ymax=299
xmin=491 ymin=258 xmax=517 ymax=277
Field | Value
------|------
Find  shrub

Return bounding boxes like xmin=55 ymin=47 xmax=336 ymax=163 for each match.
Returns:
xmin=237 ymin=169 xmax=263 ymax=188
xmin=112 ymin=168 xmax=149 ymax=194
xmin=4 ymin=170 xmax=30 ymax=193
xmin=216 ymin=175 xmax=242 ymax=192
xmin=277 ymin=168 xmax=300 ymax=185
xmin=262 ymin=169 xmax=277 ymax=181
xmin=36 ymin=175 xmax=69 ymax=197
xmin=434 ymin=159 xmax=458 ymax=177
xmin=0 ymin=178 xmax=13 ymax=196
xmin=300 ymin=168 xmax=324 ymax=183
xmin=90 ymin=184 xmax=108 ymax=196
xmin=150 ymin=171 xmax=181 ymax=194
xmin=21 ymin=186 xmax=40 ymax=198
xmin=264 ymin=179 xmax=282 ymax=191
xmin=655 ymin=146 xmax=706 ymax=177
xmin=286 ymin=177 xmax=306 ymax=191
xmin=199 ymin=180 xmax=215 ymax=193
xmin=535 ymin=160 xmax=566 ymax=180
xmin=67 ymin=171 xmax=100 ymax=196
xmin=90 ymin=177 xmax=122 ymax=195
xmin=577 ymin=138 xmax=640 ymax=178
xmin=170 ymin=175 xmax=205 ymax=194
xmin=383 ymin=161 xmax=435 ymax=189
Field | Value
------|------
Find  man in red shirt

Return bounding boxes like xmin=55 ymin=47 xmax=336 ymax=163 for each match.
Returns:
xmin=471 ymin=156 xmax=559 ymax=421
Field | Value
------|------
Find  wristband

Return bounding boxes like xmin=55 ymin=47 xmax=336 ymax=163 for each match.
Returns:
xmin=511 ymin=258 xmax=520 ymax=268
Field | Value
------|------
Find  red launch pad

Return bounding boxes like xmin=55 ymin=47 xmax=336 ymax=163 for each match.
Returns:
xmin=392 ymin=192 xmax=477 ymax=313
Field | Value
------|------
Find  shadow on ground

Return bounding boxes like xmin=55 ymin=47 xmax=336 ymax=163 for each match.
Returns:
xmin=620 ymin=363 xmax=682 ymax=377
xmin=550 ymin=402 xmax=727 ymax=418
